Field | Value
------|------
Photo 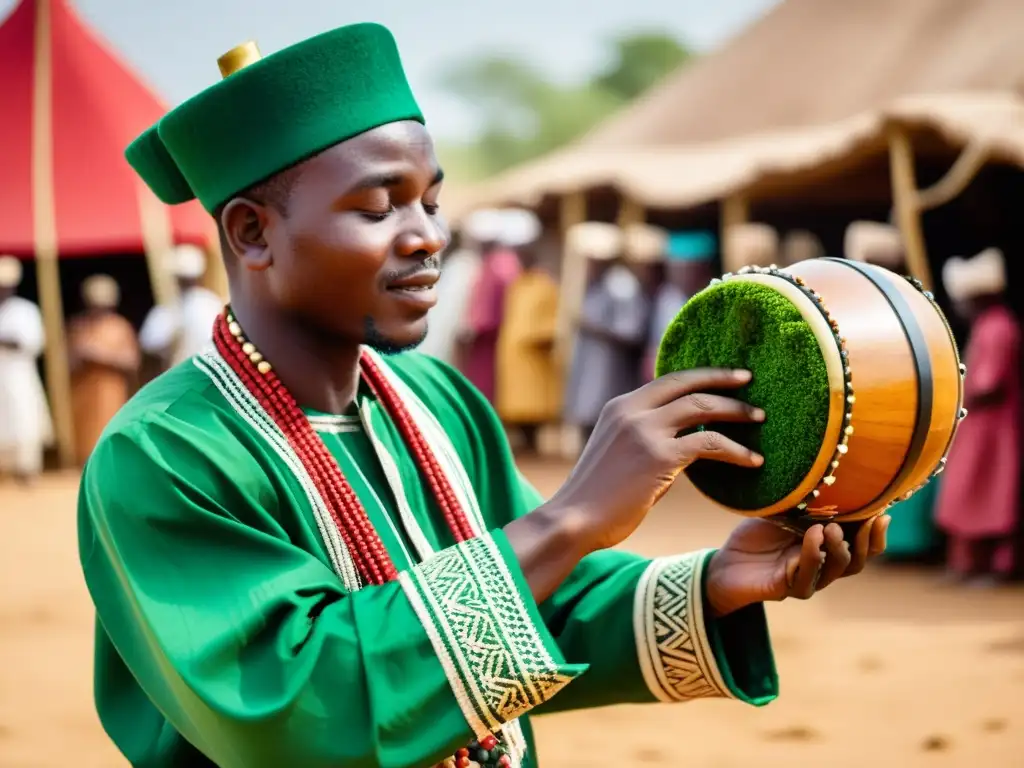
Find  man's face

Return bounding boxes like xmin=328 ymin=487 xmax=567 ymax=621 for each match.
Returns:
xmin=229 ymin=120 xmax=448 ymax=352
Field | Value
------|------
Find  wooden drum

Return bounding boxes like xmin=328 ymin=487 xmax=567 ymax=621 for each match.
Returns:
xmin=655 ymin=258 xmax=966 ymax=526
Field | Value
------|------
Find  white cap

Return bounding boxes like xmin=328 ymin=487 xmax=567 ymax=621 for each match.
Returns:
xmin=566 ymin=222 xmax=623 ymax=262
xmin=82 ymin=274 xmax=120 ymax=309
xmin=724 ymin=223 xmax=779 ymax=271
xmin=623 ymin=223 xmax=668 ymax=264
xmin=943 ymin=247 xmax=1006 ymax=302
xmin=169 ymin=244 xmax=207 ymax=280
xmin=0 ymin=256 xmax=24 ymax=288
xmin=498 ymin=208 xmax=541 ymax=248
xmin=781 ymin=229 xmax=824 ymax=265
xmin=462 ymin=209 xmax=506 ymax=245
xmin=844 ymin=221 xmax=903 ymax=267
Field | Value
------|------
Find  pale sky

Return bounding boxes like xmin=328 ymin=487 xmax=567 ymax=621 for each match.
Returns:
xmin=2 ymin=0 xmax=780 ymax=139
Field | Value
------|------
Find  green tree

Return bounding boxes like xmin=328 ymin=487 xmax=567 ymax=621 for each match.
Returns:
xmin=437 ymin=31 xmax=692 ymax=181
xmin=595 ymin=32 xmax=692 ymax=101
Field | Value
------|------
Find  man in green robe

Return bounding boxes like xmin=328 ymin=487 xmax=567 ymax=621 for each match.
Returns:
xmin=78 ymin=24 xmax=890 ymax=768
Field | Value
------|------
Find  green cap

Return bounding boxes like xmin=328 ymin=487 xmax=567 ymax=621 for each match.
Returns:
xmin=125 ymin=23 xmax=424 ymax=212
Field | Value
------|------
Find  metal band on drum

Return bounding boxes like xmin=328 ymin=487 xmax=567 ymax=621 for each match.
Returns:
xmin=824 ymin=258 xmax=934 ymax=510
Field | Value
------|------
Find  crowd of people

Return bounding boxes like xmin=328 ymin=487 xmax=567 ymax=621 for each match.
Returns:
xmin=0 ymin=212 xmax=1018 ymax=584
xmin=0 ymin=245 xmax=222 ymax=473
xmin=421 ymin=211 xmax=1021 ymax=585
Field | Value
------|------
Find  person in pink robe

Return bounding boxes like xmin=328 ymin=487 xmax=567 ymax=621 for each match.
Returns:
xmin=460 ymin=210 xmax=522 ymax=403
xmin=935 ymin=247 xmax=1020 ymax=585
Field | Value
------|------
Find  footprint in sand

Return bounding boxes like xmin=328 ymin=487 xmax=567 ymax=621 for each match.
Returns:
xmin=762 ymin=726 xmax=819 ymax=743
xmin=982 ymin=718 xmax=1007 ymax=733
xmin=921 ymin=735 xmax=950 ymax=752
xmin=633 ymin=747 xmax=667 ymax=762
xmin=857 ymin=655 xmax=884 ymax=672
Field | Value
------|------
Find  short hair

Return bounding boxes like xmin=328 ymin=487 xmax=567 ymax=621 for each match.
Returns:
xmin=213 ymin=163 xmax=304 ymax=254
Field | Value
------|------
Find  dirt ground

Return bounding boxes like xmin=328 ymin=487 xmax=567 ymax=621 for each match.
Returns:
xmin=2 ymin=462 xmax=1023 ymax=768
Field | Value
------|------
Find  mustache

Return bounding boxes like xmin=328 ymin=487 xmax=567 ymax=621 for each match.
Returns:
xmin=384 ymin=256 xmax=441 ymax=283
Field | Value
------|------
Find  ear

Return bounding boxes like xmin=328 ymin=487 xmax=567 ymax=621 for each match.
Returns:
xmin=220 ymin=198 xmax=273 ymax=272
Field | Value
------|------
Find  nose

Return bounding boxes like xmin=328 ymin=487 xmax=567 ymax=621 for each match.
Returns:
xmin=395 ymin=208 xmax=449 ymax=259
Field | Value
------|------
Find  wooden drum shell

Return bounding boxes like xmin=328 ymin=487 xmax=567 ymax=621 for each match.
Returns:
xmin=697 ymin=259 xmax=964 ymax=524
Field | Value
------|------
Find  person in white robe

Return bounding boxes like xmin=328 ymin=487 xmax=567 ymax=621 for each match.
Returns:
xmin=417 ymin=211 xmax=500 ymax=365
xmin=0 ymin=256 xmax=54 ymax=483
xmin=139 ymin=245 xmax=224 ymax=369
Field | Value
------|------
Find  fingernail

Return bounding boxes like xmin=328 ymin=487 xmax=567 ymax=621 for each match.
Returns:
xmin=734 ymin=369 xmax=752 ymax=381
xmin=751 ymin=453 xmax=764 ymax=466
xmin=753 ymin=408 xmax=766 ymax=421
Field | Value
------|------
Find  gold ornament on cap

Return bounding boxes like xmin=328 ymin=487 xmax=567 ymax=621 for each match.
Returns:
xmin=218 ymin=41 xmax=262 ymax=79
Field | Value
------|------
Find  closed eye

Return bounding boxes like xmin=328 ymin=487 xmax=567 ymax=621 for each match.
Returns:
xmin=360 ymin=205 xmax=395 ymax=222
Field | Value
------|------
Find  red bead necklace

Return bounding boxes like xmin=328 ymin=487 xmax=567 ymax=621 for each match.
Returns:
xmin=214 ymin=309 xmax=512 ymax=767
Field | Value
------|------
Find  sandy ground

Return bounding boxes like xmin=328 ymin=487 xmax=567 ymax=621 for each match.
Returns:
xmin=2 ymin=463 xmax=1023 ymax=768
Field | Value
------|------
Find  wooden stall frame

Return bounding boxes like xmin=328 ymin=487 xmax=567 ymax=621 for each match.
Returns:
xmin=887 ymin=124 xmax=933 ymax=290
xmin=32 ymin=0 xmax=75 ymax=468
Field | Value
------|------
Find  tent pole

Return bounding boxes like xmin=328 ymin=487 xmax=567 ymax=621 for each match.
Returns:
xmin=720 ymin=193 xmax=750 ymax=274
xmin=137 ymin=184 xmax=180 ymax=308
xmin=32 ymin=0 xmax=75 ymax=468
xmin=554 ymin=191 xmax=587 ymax=366
xmin=887 ymin=125 xmax=933 ymax=290
xmin=203 ymin=233 xmax=230 ymax=301
xmin=616 ymin=196 xmax=645 ymax=228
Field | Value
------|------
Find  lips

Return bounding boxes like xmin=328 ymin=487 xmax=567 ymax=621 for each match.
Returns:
xmin=386 ymin=269 xmax=440 ymax=292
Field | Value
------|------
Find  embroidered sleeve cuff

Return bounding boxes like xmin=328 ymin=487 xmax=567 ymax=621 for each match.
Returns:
xmin=634 ymin=549 xmax=778 ymax=706
xmin=399 ymin=530 xmax=587 ymax=739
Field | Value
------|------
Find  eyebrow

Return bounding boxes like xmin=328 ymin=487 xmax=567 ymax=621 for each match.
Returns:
xmin=348 ymin=168 xmax=445 ymax=193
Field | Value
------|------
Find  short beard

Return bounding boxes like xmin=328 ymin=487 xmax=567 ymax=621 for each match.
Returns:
xmin=362 ymin=316 xmax=427 ymax=356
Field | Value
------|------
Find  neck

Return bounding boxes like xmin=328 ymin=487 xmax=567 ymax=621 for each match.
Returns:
xmin=230 ymin=296 xmax=362 ymax=414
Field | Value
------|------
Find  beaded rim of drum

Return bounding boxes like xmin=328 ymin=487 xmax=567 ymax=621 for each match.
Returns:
xmin=715 ymin=264 xmax=856 ymax=522
xmin=706 ymin=264 xmax=968 ymax=527
xmin=213 ymin=309 xmax=513 ymax=768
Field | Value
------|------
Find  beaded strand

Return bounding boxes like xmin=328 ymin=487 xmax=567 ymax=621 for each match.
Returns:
xmin=213 ymin=309 xmax=509 ymax=767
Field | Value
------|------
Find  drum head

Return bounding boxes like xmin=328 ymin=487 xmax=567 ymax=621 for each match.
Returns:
xmin=656 ymin=280 xmax=830 ymax=511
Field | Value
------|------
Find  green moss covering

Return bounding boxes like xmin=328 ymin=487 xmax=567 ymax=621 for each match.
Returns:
xmin=655 ymin=281 xmax=830 ymax=510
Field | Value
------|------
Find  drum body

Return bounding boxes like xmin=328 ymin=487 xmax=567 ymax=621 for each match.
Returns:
xmin=656 ymin=258 xmax=965 ymax=525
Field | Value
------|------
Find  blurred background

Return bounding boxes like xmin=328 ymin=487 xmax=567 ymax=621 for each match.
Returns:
xmin=2 ymin=0 xmax=1024 ymax=766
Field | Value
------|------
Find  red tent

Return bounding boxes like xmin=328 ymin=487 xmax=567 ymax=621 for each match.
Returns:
xmin=0 ymin=0 xmax=218 ymax=467
xmin=0 ymin=0 xmax=212 ymax=257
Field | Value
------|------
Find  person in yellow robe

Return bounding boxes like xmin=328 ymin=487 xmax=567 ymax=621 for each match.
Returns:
xmin=68 ymin=274 xmax=141 ymax=465
xmin=496 ymin=209 xmax=561 ymax=454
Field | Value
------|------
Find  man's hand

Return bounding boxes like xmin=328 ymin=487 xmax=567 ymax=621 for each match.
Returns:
xmin=545 ymin=368 xmax=766 ymax=554
xmin=704 ymin=515 xmax=891 ymax=618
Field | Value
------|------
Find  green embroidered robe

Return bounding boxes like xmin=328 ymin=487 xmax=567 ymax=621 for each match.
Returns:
xmin=78 ymin=347 xmax=779 ymax=768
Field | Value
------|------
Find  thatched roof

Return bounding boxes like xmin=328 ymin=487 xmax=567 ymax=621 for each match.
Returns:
xmin=459 ymin=92 xmax=1024 ymax=212
xmin=582 ymin=0 xmax=1024 ymax=148
xmin=454 ymin=0 xmax=1024 ymax=218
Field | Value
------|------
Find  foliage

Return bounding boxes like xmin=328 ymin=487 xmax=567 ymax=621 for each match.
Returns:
xmin=437 ymin=31 xmax=693 ymax=181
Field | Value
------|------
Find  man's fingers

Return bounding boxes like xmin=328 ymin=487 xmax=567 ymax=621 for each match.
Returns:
xmin=815 ymin=523 xmax=852 ymax=590
xmin=656 ymin=393 xmax=765 ymax=432
xmin=637 ymin=368 xmax=752 ymax=409
xmin=676 ymin=430 xmax=764 ymax=468
xmin=845 ymin=517 xmax=877 ymax=576
xmin=788 ymin=525 xmax=826 ymax=599
xmin=870 ymin=515 xmax=890 ymax=557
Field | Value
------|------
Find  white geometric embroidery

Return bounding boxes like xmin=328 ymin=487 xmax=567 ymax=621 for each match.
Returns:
xmin=634 ymin=550 xmax=731 ymax=702
xmin=401 ymin=535 xmax=580 ymax=738
xmin=194 ymin=350 xmax=361 ymax=591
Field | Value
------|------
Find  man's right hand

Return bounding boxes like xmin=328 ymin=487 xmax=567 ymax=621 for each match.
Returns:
xmin=548 ymin=368 xmax=765 ymax=554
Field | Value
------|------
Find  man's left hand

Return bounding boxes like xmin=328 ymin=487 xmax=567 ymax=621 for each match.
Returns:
xmin=704 ymin=515 xmax=890 ymax=618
